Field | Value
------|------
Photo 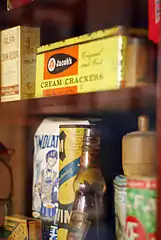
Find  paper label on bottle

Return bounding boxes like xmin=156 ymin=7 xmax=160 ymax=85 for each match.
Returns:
xmin=67 ymin=211 xmax=90 ymax=240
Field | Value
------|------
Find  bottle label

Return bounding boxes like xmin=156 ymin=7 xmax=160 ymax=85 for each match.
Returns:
xmin=67 ymin=211 xmax=90 ymax=240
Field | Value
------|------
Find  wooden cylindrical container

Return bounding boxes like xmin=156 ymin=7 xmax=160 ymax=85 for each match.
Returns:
xmin=122 ymin=115 xmax=156 ymax=177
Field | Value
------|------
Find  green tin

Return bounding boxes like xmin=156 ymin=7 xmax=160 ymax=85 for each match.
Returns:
xmin=114 ymin=175 xmax=127 ymax=240
xmin=126 ymin=177 xmax=157 ymax=239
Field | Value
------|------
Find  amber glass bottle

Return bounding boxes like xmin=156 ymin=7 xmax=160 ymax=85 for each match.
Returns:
xmin=67 ymin=127 xmax=106 ymax=240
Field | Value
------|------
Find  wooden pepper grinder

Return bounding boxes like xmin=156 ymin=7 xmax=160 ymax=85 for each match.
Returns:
xmin=122 ymin=115 xmax=156 ymax=177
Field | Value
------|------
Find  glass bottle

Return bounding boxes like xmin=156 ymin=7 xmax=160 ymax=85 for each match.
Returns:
xmin=67 ymin=127 xmax=106 ymax=240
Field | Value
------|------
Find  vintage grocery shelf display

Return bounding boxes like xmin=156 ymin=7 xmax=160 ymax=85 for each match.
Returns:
xmin=0 ymin=0 xmax=161 ymax=240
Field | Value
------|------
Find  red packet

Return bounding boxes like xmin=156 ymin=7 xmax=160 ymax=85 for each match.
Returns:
xmin=7 ymin=0 xmax=33 ymax=10
xmin=148 ymin=0 xmax=161 ymax=43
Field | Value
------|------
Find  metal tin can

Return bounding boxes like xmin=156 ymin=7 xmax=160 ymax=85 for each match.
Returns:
xmin=114 ymin=175 xmax=127 ymax=240
xmin=58 ymin=125 xmax=88 ymax=240
xmin=126 ymin=177 xmax=157 ymax=239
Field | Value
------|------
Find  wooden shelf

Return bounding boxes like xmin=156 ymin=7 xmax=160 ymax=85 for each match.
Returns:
xmin=29 ymin=84 xmax=156 ymax=116
xmin=0 ymin=85 xmax=155 ymax=127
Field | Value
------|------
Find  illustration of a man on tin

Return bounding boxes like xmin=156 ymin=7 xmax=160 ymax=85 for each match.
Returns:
xmin=33 ymin=150 xmax=58 ymax=220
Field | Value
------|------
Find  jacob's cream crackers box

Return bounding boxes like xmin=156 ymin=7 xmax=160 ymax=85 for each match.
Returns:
xmin=3 ymin=215 xmax=42 ymax=240
xmin=35 ymin=26 xmax=154 ymax=98
xmin=32 ymin=118 xmax=89 ymax=239
xmin=36 ymin=27 xmax=123 ymax=97
xmin=1 ymin=26 xmax=40 ymax=102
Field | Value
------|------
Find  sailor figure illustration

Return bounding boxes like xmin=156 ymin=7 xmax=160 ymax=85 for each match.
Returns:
xmin=41 ymin=150 xmax=58 ymax=218
xmin=32 ymin=183 xmax=41 ymax=218
xmin=33 ymin=149 xmax=58 ymax=219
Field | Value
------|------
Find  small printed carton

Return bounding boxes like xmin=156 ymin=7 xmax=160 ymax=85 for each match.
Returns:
xmin=1 ymin=25 xmax=40 ymax=102
xmin=3 ymin=215 xmax=42 ymax=240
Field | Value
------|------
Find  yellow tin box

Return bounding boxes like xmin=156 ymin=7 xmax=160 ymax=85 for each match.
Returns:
xmin=3 ymin=215 xmax=42 ymax=240
xmin=35 ymin=26 xmax=154 ymax=98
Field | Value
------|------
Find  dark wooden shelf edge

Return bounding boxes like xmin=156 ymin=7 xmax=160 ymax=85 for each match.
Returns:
xmin=29 ymin=84 xmax=156 ymax=116
xmin=0 ymin=85 xmax=156 ymax=126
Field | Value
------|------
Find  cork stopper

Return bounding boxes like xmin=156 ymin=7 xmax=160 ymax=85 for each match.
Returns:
xmin=138 ymin=115 xmax=149 ymax=132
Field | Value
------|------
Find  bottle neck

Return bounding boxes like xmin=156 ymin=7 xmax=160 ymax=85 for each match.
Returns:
xmin=80 ymin=148 xmax=100 ymax=168
xmin=81 ymin=127 xmax=101 ymax=168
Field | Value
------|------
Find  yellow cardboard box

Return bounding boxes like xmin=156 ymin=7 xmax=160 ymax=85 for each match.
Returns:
xmin=3 ymin=215 xmax=42 ymax=240
xmin=1 ymin=26 xmax=40 ymax=102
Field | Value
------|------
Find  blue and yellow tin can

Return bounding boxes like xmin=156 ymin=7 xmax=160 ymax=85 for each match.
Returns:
xmin=58 ymin=125 xmax=88 ymax=239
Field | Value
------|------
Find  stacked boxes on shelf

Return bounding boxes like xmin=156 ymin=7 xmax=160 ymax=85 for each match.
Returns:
xmin=0 ymin=26 xmax=155 ymax=102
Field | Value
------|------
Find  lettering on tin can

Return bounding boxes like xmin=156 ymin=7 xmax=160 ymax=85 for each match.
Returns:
xmin=43 ymin=224 xmax=58 ymax=240
xmin=58 ymin=203 xmax=73 ymax=229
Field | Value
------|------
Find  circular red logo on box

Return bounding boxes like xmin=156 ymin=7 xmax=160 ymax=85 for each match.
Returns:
xmin=126 ymin=216 xmax=146 ymax=240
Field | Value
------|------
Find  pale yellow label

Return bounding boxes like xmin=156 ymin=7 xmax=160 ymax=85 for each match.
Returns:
xmin=1 ymin=26 xmax=40 ymax=102
xmin=21 ymin=27 xmax=40 ymax=99
xmin=1 ymin=26 xmax=21 ymax=102
xmin=35 ymin=36 xmax=121 ymax=98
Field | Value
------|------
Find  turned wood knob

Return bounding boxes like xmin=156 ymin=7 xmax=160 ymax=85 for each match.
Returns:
xmin=138 ymin=115 xmax=149 ymax=132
